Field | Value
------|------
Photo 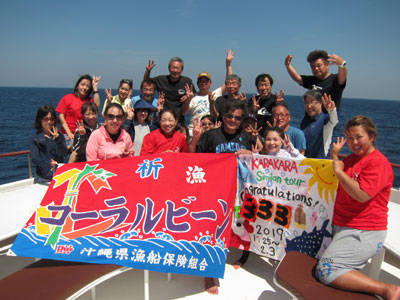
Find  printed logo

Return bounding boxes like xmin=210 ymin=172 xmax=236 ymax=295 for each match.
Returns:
xmin=318 ymin=262 xmax=332 ymax=278
xmin=257 ymin=107 xmax=271 ymax=116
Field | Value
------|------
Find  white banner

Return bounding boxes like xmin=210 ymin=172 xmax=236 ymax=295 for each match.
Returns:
xmin=231 ymin=154 xmax=338 ymax=260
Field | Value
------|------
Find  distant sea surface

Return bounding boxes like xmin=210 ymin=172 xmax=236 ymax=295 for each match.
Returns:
xmin=0 ymin=87 xmax=399 ymax=187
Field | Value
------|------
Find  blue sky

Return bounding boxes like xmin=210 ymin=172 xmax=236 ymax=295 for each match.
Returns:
xmin=1 ymin=0 xmax=400 ymax=100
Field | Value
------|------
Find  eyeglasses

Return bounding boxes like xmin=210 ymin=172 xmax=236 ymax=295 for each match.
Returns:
xmin=42 ymin=117 xmax=55 ymax=122
xmin=303 ymin=100 xmax=320 ymax=106
xmin=135 ymin=108 xmax=149 ymax=113
xmin=202 ymin=122 xmax=213 ymax=126
xmin=225 ymin=114 xmax=242 ymax=121
xmin=273 ymin=113 xmax=290 ymax=118
xmin=106 ymin=114 xmax=123 ymax=121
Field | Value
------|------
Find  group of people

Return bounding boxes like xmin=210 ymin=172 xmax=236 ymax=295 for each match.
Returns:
xmin=29 ymin=49 xmax=399 ymax=299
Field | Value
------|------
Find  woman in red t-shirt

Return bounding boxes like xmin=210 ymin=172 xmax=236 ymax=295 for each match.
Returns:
xmin=140 ymin=109 xmax=187 ymax=155
xmin=56 ymin=74 xmax=101 ymax=144
xmin=316 ymin=115 xmax=399 ymax=299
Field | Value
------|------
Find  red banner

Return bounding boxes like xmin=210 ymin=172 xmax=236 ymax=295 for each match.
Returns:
xmin=10 ymin=153 xmax=238 ymax=278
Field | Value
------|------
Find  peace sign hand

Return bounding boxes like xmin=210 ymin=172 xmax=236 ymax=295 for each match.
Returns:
xmin=92 ymin=75 xmax=101 ymax=90
xmin=322 ymin=93 xmax=335 ymax=112
xmin=192 ymin=119 xmax=203 ymax=140
xmin=104 ymin=88 xmax=113 ymax=103
xmin=226 ymin=49 xmax=235 ymax=64
xmin=252 ymin=95 xmax=260 ymax=112
xmin=146 ymin=60 xmax=156 ymax=71
xmin=275 ymin=90 xmax=285 ymax=104
xmin=234 ymin=92 xmax=247 ymax=102
xmin=281 ymin=134 xmax=293 ymax=152
xmin=76 ymin=120 xmax=86 ymax=136
xmin=249 ymin=123 xmax=262 ymax=139
xmin=49 ymin=126 xmax=59 ymax=140
xmin=266 ymin=118 xmax=277 ymax=128
xmin=252 ymin=143 xmax=262 ymax=154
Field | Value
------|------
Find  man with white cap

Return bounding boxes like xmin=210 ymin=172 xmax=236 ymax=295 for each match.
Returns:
xmin=181 ymin=50 xmax=235 ymax=137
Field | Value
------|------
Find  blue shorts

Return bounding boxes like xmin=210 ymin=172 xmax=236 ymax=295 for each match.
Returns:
xmin=315 ymin=225 xmax=386 ymax=285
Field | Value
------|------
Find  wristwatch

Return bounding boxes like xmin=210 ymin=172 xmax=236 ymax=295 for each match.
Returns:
xmin=340 ymin=61 xmax=347 ymax=68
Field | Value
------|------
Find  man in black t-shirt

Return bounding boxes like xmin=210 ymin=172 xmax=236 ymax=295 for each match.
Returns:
xmin=214 ymin=74 xmax=247 ymax=122
xmin=196 ymin=100 xmax=254 ymax=154
xmin=194 ymin=99 xmax=254 ymax=295
xmin=248 ymin=73 xmax=284 ymax=137
xmin=285 ymin=50 xmax=347 ymax=112
xmin=143 ymin=57 xmax=195 ymax=122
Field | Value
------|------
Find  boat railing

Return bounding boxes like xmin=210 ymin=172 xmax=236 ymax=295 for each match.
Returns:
xmin=338 ymin=154 xmax=400 ymax=170
xmin=0 ymin=150 xmax=33 ymax=179
xmin=0 ymin=151 xmax=399 ymax=185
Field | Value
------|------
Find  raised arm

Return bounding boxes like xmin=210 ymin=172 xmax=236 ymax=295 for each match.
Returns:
xmin=102 ymin=88 xmax=113 ymax=116
xmin=226 ymin=50 xmax=234 ymax=78
xmin=144 ymin=60 xmax=156 ymax=80
xmin=221 ymin=50 xmax=235 ymax=95
xmin=330 ymin=137 xmax=371 ymax=203
xmin=330 ymin=136 xmax=346 ymax=161
xmin=328 ymin=54 xmax=347 ymax=86
xmin=92 ymin=75 xmax=101 ymax=107
xmin=208 ymin=91 xmax=218 ymax=117
xmin=285 ymin=55 xmax=303 ymax=85
xmin=322 ymin=93 xmax=338 ymax=125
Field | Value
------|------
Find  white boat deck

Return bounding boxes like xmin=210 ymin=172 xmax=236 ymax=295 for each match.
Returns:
xmin=0 ymin=179 xmax=47 ymax=241
xmin=0 ymin=180 xmax=399 ymax=300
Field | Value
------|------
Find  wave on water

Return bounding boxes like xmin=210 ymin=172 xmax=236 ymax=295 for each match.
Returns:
xmin=11 ymin=225 xmax=229 ymax=278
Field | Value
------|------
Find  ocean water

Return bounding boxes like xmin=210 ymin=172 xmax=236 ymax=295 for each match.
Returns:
xmin=0 ymin=87 xmax=399 ymax=187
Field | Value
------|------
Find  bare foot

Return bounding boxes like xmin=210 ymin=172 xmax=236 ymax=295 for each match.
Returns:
xmin=233 ymin=261 xmax=242 ymax=270
xmin=205 ymin=277 xmax=219 ymax=295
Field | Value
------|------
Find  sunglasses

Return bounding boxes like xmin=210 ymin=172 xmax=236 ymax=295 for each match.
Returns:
xmin=202 ymin=122 xmax=214 ymax=126
xmin=42 ymin=117 xmax=55 ymax=122
xmin=106 ymin=114 xmax=124 ymax=121
xmin=225 ymin=114 xmax=242 ymax=121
